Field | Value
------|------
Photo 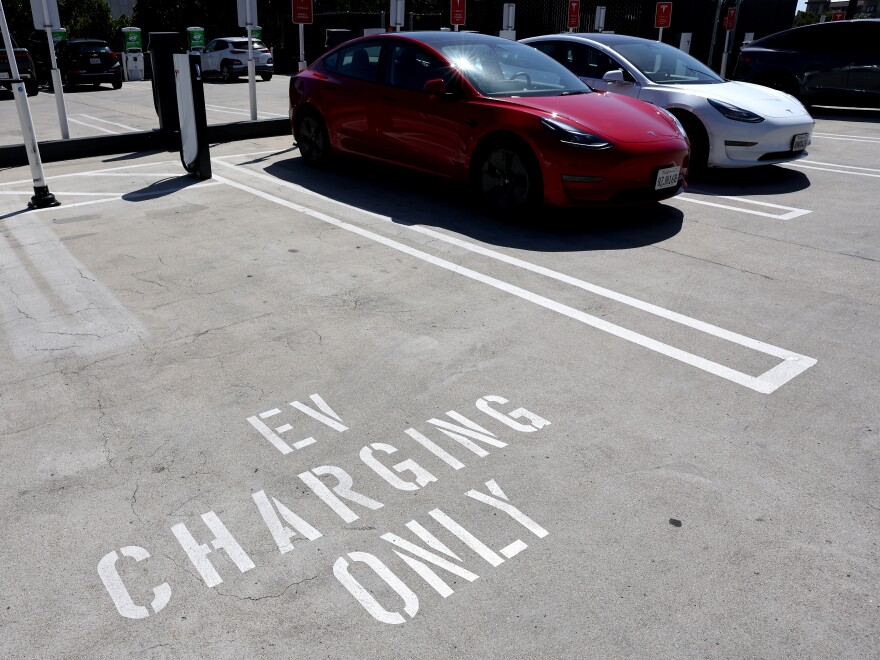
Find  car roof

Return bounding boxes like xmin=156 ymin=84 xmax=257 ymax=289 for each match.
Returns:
xmin=531 ymin=32 xmax=651 ymax=47
xmin=747 ymin=18 xmax=880 ymax=47
xmin=338 ymin=31 xmax=523 ymax=49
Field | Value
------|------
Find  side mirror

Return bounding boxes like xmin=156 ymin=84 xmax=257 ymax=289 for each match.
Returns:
xmin=602 ymin=69 xmax=626 ymax=82
xmin=424 ymin=78 xmax=446 ymax=95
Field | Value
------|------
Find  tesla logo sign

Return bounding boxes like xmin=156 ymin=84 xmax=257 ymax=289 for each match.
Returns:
xmin=831 ymin=9 xmax=846 ymax=20
xmin=654 ymin=2 xmax=672 ymax=29
xmin=567 ymin=0 xmax=580 ymax=29
xmin=451 ymin=0 xmax=466 ymax=25
xmin=292 ymin=0 xmax=313 ymax=24
xmin=725 ymin=7 xmax=736 ymax=30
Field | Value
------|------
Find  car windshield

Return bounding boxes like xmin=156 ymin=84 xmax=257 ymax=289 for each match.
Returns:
xmin=229 ymin=40 xmax=267 ymax=50
xmin=439 ymin=41 xmax=590 ymax=97
xmin=71 ymin=42 xmax=111 ymax=53
xmin=614 ymin=41 xmax=723 ymax=84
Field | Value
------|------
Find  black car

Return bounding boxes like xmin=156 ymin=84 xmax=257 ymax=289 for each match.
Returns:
xmin=54 ymin=39 xmax=123 ymax=91
xmin=733 ymin=19 xmax=880 ymax=109
xmin=0 ymin=33 xmax=38 ymax=96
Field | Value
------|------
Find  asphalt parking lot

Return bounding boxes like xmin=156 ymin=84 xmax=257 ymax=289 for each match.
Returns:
xmin=1 ymin=104 xmax=878 ymax=658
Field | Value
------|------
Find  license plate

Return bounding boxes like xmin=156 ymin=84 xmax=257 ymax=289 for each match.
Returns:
xmin=792 ymin=133 xmax=809 ymax=151
xmin=655 ymin=165 xmax=679 ymax=190
xmin=90 ymin=57 xmax=101 ymax=64
xmin=0 ymin=72 xmax=10 ymax=79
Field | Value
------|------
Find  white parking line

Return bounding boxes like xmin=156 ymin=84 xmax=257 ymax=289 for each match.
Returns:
xmin=206 ymin=103 xmax=286 ymax=117
xmin=78 ymin=114 xmax=139 ymax=132
xmin=676 ymin=194 xmax=811 ymax=220
xmin=811 ymin=132 xmax=880 ymax=143
xmin=211 ymin=165 xmax=816 ymax=394
xmin=68 ymin=117 xmax=118 ymax=134
xmin=0 ymin=191 xmax=119 ymax=196
xmin=786 ymin=160 xmax=880 ymax=178
xmin=205 ymin=104 xmax=286 ymax=120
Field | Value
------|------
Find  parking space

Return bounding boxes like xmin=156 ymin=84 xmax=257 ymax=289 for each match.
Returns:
xmin=0 ymin=111 xmax=878 ymax=658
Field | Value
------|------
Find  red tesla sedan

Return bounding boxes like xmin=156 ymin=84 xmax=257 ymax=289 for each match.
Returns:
xmin=289 ymin=32 xmax=689 ymax=211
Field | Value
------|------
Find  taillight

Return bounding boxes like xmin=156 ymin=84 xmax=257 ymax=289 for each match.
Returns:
xmin=15 ymin=52 xmax=29 ymax=59
xmin=260 ymin=48 xmax=269 ymax=53
xmin=109 ymin=52 xmax=118 ymax=60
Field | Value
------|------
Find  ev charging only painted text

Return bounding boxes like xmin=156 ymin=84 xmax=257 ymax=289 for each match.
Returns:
xmin=97 ymin=394 xmax=551 ymax=625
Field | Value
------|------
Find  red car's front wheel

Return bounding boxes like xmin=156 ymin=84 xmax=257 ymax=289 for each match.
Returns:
xmin=295 ymin=112 xmax=332 ymax=167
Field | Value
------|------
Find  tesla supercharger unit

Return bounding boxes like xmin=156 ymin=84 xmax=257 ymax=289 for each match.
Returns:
xmin=679 ymin=32 xmax=692 ymax=53
xmin=595 ymin=6 xmax=606 ymax=32
xmin=499 ymin=3 xmax=515 ymax=40
xmin=390 ymin=0 xmax=404 ymax=31
xmin=187 ymin=27 xmax=205 ymax=54
xmin=122 ymin=27 xmax=144 ymax=81
xmin=173 ymin=53 xmax=210 ymax=180
xmin=149 ymin=32 xmax=182 ymax=132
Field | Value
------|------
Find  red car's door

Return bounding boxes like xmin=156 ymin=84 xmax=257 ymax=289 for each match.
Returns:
xmin=373 ymin=42 xmax=467 ymax=178
xmin=320 ymin=41 xmax=383 ymax=158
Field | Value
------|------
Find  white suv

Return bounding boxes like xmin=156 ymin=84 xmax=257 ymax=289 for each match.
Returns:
xmin=200 ymin=37 xmax=274 ymax=83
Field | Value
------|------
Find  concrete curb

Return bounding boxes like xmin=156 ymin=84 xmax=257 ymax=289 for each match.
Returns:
xmin=0 ymin=118 xmax=290 ymax=168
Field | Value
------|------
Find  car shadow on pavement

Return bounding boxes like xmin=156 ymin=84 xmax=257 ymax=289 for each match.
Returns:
xmin=686 ymin=165 xmax=811 ymax=197
xmin=263 ymin=156 xmax=684 ymax=254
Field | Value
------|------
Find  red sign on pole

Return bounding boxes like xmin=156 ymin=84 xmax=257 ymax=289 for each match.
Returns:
xmin=451 ymin=0 xmax=466 ymax=25
xmin=292 ymin=0 xmax=313 ymax=24
xmin=654 ymin=2 xmax=672 ymax=29
xmin=725 ymin=7 xmax=736 ymax=30
xmin=831 ymin=9 xmax=846 ymax=20
xmin=567 ymin=0 xmax=580 ymax=29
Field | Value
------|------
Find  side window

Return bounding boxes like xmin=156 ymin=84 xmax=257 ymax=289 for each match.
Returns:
xmin=386 ymin=43 xmax=447 ymax=91
xmin=204 ymin=41 xmax=215 ymax=53
xmin=561 ymin=43 xmax=623 ymax=80
xmin=530 ymin=42 xmax=558 ymax=60
xmin=336 ymin=42 xmax=381 ymax=82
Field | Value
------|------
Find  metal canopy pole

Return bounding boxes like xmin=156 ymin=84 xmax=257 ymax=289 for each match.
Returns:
xmin=0 ymin=0 xmax=58 ymax=208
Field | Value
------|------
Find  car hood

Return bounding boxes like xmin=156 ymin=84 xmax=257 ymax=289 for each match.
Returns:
xmin=658 ymin=80 xmax=811 ymax=119
xmin=495 ymin=91 xmax=682 ymax=143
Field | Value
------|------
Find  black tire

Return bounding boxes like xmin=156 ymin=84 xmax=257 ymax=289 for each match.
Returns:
xmin=61 ymin=72 xmax=74 ymax=92
xmin=260 ymin=73 xmax=273 ymax=81
xmin=295 ymin=111 xmax=332 ymax=166
xmin=221 ymin=64 xmax=235 ymax=83
xmin=473 ymin=140 xmax=542 ymax=214
xmin=25 ymin=80 xmax=38 ymax=97
xmin=674 ymin=112 xmax=709 ymax=175
xmin=112 ymin=80 xmax=122 ymax=90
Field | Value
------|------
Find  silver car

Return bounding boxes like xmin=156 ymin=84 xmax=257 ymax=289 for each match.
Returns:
xmin=200 ymin=37 xmax=274 ymax=83
xmin=521 ymin=33 xmax=815 ymax=171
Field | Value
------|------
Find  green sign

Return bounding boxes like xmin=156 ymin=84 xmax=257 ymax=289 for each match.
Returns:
xmin=122 ymin=28 xmax=142 ymax=51
xmin=187 ymin=28 xmax=205 ymax=50
xmin=249 ymin=26 xmax=262 ymax=41
xmin=51 ymin=28 xmax=66 ymax=45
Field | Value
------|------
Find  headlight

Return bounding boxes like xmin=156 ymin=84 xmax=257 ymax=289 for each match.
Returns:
xmin=708 ymin=98 xmax=764 ymax=123
xmin=657 ymin=107 xmax=687 ymax=137
xmin=540 ymin=117 xmax=612 ymax=150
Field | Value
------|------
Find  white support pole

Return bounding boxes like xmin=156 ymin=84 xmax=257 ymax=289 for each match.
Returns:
xmin=44 ymin=27 xmax=68 ymax=138
xmin=0 ymin=0 xmax=58 ymax=207
xmin=658 ymin=26 xmax=664 ymax=42
xmin=246 ymin=3 xmax=257 ymax=121
xmin=720 ymin=28 xmax=731 ymax=79
xmin=40 ymin=0 xmax=68 ymax=139
xmin=298 ymin=24 xmax=306 ymax=71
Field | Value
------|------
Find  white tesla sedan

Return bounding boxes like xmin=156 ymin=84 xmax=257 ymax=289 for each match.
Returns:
xmin=520 ymin=33 xmax=815 ymax=170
